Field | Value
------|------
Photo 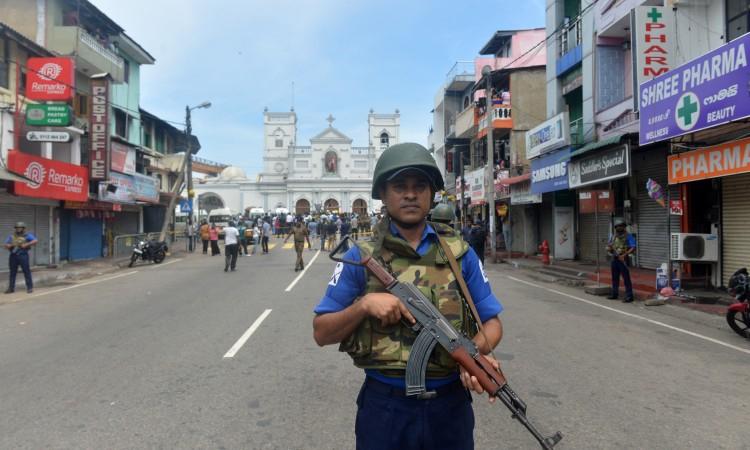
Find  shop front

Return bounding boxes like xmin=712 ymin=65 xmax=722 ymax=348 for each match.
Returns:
xmin=508 ymin=177 xmax=541 ymax=256
xmin=531 ymin=148 xmax=575 ymax=259
xmin=568 ymin=143 xmax=631 ymax=262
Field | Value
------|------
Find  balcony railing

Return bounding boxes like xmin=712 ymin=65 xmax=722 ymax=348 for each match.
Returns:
xmin=570 ymin=117 xmax=584 ymax=145
xmin=479 ymin=105 xmax=513 ymax=130
xmin=559 ymin=15 xmax=583 ymax=57
xmin=352 ymin=147 xmax=369 ymax=155
xmin=294 ymin=146 xmax=312 ymax=154
xmin=79 ymin=29 xmax=124 ymax=68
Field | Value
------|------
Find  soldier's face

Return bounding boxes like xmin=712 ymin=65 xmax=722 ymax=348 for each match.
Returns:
xmin=381 ymin=172 xmax=432 ymax=226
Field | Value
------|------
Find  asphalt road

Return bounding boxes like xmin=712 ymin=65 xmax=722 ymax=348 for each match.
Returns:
xmin=1 ymin=237 xmax=748 ymax=449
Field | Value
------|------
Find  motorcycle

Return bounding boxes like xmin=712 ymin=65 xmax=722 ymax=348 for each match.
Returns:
xmin=726 ymin=268 xmax=750 ymax=339
xmin=128 ymin=240 xmax=168 ymax=267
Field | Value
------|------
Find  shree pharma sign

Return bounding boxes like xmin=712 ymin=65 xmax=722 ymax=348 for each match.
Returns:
xmin=639 ymin=32 xmax=750 ymax=145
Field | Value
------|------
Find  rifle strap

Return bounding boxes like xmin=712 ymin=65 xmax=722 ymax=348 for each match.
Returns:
xmin=435 ymin=233 xmax=484 ymax=333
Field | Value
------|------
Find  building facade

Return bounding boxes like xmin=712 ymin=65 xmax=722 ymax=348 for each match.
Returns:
xmin=194 ymin=109 xmax=400 ymax=216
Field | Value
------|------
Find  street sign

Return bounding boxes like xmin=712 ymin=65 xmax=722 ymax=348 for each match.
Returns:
xmin=26 ymin=131 xmax=71 ymax=142
xmin=179 ymin=198 xmax=193 ymax=214
xmin=25 ymin=104 xmax=72 ymax=127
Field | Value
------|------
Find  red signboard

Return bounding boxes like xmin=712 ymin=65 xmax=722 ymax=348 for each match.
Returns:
xmin=89 ymin=76 xmax=110 ymax=181
xmin=110 ymin=141 xmax=136 ymax=175
xmin=7 ymin=150 xmax=89 ymax=201
xmin=578 ymin=190 xmax=614 ymax=214
xmin=26 ymin=57 xmax=75 ymax=101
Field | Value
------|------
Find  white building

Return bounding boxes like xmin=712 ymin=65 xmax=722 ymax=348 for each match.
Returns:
xmin=194 ymin=109 xmax=400 ymax=216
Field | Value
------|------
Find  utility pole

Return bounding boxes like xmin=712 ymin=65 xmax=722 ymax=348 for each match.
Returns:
xmin=185 ymin=105 xmax=194 ymax=252
xmin=158 ymin=102 xmax=211 ymax=243
xmin=482 ymin=65 xmax=496 ymax=263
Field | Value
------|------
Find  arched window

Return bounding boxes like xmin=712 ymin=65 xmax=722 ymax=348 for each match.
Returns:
xmin=324 ymin=151 xmax=337 ymax=174
xmin=295 ymin=198 xmax=310 ymax=215
xmin=380 ymin=132 xmax=389 ymax=147
xmin=352 ymin=199 xmax=367 ymax=216
xmin=274 ymin=129 xmax=284 ymax=148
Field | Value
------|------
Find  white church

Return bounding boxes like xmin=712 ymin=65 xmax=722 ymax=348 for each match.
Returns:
xmin=194 ymin=109 xmax=401 ymax=216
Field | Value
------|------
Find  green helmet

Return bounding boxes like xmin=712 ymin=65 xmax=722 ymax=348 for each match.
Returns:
xmin=431 ymin=203 xmax=455 ymax=223
xmin=372 ymin=143 xmax=444 ymax=199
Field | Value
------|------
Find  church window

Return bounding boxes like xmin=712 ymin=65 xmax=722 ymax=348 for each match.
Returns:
xmin=275 ymin=138 xmax=284 ymax=148
xmin=380 ymin=132 xmax=389 ymax=146
xmin=353 ymin=160 xmax=367 ymax=169
xmin=296 ymin=160 xmax=309 ymax=169
xmin=324 ymin=151 xmax=338 ymax=174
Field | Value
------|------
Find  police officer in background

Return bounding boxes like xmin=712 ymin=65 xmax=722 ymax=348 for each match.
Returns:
xmin=430 ymin=203 xmax=455 ymax=227
xmin=313 ymin=143 xmax=504 ymax=450
xmin=4 ymin=222 xmax=38 ymax=294
xmin=607 ymin=218 xmax=636 ymax=302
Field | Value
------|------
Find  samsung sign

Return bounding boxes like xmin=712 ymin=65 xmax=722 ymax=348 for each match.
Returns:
xmin=526 ymin=112 xmax=571 ymax=159
xmin=531 ymin=148 xmax=571 ymax=194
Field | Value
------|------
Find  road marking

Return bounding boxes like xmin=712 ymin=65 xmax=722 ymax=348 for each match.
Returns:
xmin=151 ymin=258 xmax=182 ymax=268
xmin=282 ymin=243 xmax=294 ymax=249
xmin=267 ymin=243 xmax=277 ymax=250
xmin=24 ymin=271 xmax=139 ymax=300
xmin=285 ymin=249 xmax=322 ymax=292
xmin=506 ymin=275 xmax=750 ymax=356
xmin=223 ymin=309 xmax=272 ymax=358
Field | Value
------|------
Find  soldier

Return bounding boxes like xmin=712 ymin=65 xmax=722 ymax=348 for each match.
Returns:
xmin=284 ymin=220 xmax=312 ymax=271
xmin=4 ymin=222 xmax=38 ymax=294
xmin=431 ymin=203 xmax=455 ymax=227
xmin=313 ymin=143 xmax=504 ymax=450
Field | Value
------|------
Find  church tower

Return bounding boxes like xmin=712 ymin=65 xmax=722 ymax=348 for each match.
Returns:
xmin=368 ymin=109 xmax=400 ymax=161
xmin=262 ymin=109 xmax=297 ymax=180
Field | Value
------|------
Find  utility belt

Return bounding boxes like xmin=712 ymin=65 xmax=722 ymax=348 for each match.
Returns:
xmin=363 ymin=376 xmax=466 ymax=400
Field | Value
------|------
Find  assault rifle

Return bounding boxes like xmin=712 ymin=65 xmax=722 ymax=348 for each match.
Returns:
xmin=331 ymin=237 xmax=563 ymax=449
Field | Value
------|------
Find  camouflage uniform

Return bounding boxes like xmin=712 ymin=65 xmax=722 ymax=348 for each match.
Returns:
xmin=288 ymin=225 xmax=309 ymax=270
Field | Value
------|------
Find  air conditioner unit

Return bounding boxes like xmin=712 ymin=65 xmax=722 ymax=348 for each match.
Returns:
xmin=670 ymin=233 xmax=719 ymax=262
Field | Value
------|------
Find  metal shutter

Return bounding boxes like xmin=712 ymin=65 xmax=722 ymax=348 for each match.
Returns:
xmin=112 ymin=212 xmax=140 ymax=236
xmin=33 ymin=206 xmax=51 ymax=267
xmin=578 ymin=208 xmax=610 ymax=263
xmin=634 ymin=149 xmax=679 ymax=269
xmin=0 ymin=204 xmax=36 ymax=271
xmin=722 ymin=173 xmax=750 ymax=287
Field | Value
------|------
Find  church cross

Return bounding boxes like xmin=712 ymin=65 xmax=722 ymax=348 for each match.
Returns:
xmin=326 ymin=114 xmax=335 ymax=127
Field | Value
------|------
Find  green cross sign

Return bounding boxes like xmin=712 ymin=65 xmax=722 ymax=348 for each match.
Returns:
xmin=678 ymin=96 xmax=698 ymax=126
xmin=647 ymin=7 xmax=662 ymax=23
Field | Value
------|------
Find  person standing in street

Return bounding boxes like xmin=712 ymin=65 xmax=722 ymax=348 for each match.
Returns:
xmin=251 ymin=222 xmax=261 ymax=255
xmin=607 ymin=218 xmax=637 ymax=302
xmin=319 ymin=218 xmax=328 ymax=251
xmin=326 ymin=218 xmax=338 ymax=251
xmin=313 ymin=143 xmax=503 ymax=450
xmin=284 ymin=220 xmax=312 ymax=271
xmin=237 ymin=221 xmax=248 ymax=256
xmin=261 ymin=219 xmax=272 ymax=254
xmin=4 ymin=222 xmax=37 ymax=294
xmin=308 ymin=216 xmax=319 ymax=249
xmin=209 ymin=223 xmax=221 ymax=256
xmin=223 ymin=221 xmax=240 ymax=272
xmin=350 ymin=215 xmax=359 ymax=240
xmin=469 ymin=220 xmax=487 ymax=264
xmin=200 ymin=220 xmax=210 ymax=254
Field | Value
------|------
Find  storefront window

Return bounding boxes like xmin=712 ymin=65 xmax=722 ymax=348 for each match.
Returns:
xmin=726 ymin=0 xmax=750 ymax=42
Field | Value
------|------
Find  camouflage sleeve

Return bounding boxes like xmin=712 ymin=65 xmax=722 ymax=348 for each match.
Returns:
xmin=461 ymin=246 xmax=503 ymax=321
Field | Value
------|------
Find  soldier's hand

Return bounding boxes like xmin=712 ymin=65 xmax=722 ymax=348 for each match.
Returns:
xmin=361 ymin=292 xmax=416 ymax=327
xmin=459 ymin=354 xmax=499 ymax=404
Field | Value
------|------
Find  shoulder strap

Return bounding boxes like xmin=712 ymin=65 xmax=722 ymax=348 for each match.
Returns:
xmin=435 ymin=233 xmax=484 ymax=333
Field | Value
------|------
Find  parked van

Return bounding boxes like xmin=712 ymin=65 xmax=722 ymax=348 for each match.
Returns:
xmin=207 ymin=208 xmax=233 ymax=237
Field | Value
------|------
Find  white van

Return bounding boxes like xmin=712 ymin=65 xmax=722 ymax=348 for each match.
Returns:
xmin=207 ymin=208 xmax=234 ymax=237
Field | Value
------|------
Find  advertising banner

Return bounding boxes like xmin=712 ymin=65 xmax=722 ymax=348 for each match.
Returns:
xmin=98 ymin=172 xmax=135 ymax=204
xmin=468 ymin=168 xmax=485 ymax=205
xmin=25 ymin=57 xmax=75 ymax=101
xmin=494 ymin=169 xmax=510 ymax=199
xmin=578 ymin=190 xmax=615 ymax=214
xmin=525 ymin=112 xmax=570 ymax=159
xmin=89 ymin=76 xmax=110 ymax=181
xmin=667 ymin=136 xmax=750 ymax=184
xmin=7 ymin=150 xmax=88 ymax=201
xmin=633 ymin=6 xmax=675 ymax=110
xmin=25 ymin=103 xmax=72 ymax=127
xmin=568 ymin=145 xmax=630 ymax=188
xmin=531 ymin=148 xmax=571 ymax=194
xmin=510 ymin=180 xmax=542 ymax=205
xmin=639 ymin=32 xmax=750 ymax=145
xmin=111 ymin=142 xmax=136 ymax=175
xmin=133 ymin=173 xmax=160 ymax=203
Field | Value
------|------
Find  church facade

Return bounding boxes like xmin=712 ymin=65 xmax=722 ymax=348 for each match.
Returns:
xmin=194 ymin=109 xmax=400 ymax=216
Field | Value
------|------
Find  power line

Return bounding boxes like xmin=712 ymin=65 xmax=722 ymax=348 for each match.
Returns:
xmin=5 ymin=58 xmax=186 ymax=127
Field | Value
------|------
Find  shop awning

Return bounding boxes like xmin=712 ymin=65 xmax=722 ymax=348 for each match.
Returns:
xmin=570 ymin=133 xmax=627 ymax=158
xmin=497 ymin=172 xmax=530 ymax=185
xmin=0 ymin=166 xmax=33 ymax=183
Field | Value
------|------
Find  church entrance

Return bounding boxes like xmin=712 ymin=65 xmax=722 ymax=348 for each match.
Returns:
xmin=352 ymin=199 xmax=367 ymax=217
xmin=324 ymin=198 xmax=340 ymax=213
xmin=295 ymin=199 xmax=311 ymax=216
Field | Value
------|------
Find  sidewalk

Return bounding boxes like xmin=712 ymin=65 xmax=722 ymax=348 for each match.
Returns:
xmin=494 ymin=255 xmax=733 ymax=316
xmin=0 ymin=247 xmax=189 ymax=292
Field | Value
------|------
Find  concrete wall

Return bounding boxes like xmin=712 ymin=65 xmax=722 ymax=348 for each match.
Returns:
xmin=110 ymin=54 xmax=142 ymax=146
xmin=510 ymin=68 xmax=547 ymax=166
xmin=0 ymin=0 xmax=40 ymax=44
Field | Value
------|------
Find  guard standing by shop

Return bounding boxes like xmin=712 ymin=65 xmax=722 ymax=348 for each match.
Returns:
xmin=607 ymin=218 xmax=636 ymax=302
xmin=4 ymin=222 xmax=38 ymax=294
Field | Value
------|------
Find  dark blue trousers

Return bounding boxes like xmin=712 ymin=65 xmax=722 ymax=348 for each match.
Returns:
xmin=8 ymin=253 xmax=32 ymax=291
xmin=611 ymin=259 xmax=633 ymax=299
xmin=355 ymin=377 xmax=474 ymax=450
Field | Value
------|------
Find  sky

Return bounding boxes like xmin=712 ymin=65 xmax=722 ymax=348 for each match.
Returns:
xmin=95 ymin=0 xmax=546 ymax=176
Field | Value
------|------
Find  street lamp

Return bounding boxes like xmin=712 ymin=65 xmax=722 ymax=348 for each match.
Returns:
xmin=185 ymin=101 xmax=211 ymax=252
xmin=481 ymin=65 xmax=496 ymax=263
